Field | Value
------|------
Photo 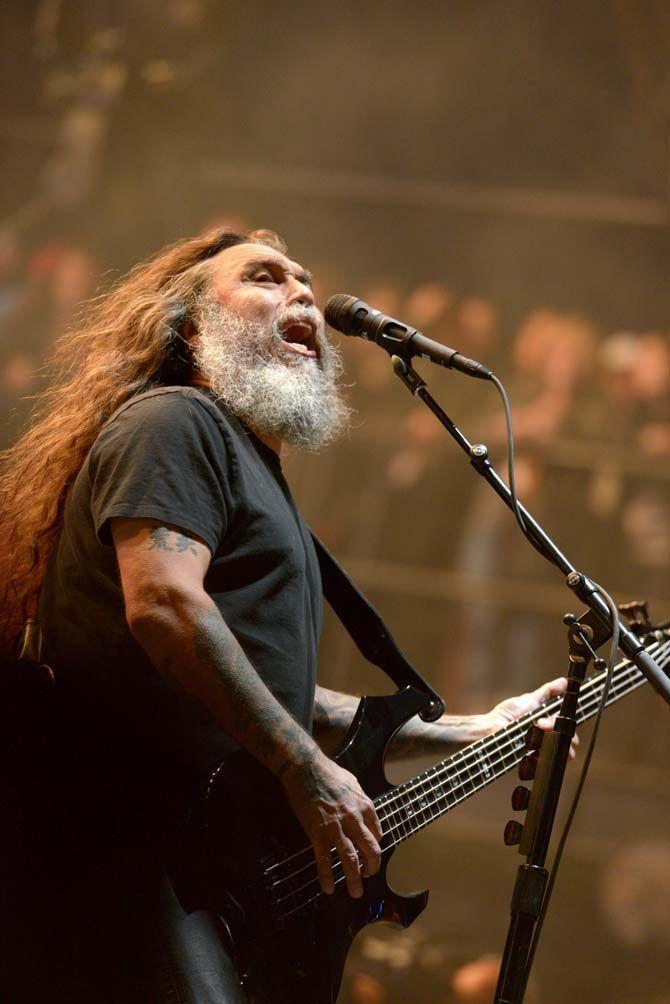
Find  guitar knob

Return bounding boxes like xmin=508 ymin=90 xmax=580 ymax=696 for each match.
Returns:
xmin=504 ymin=820 xmax=523 ymax=846
xmin=519 ymin=753 xmax=538 ymax=781
xmin=511 ymin=785 xmax=530 ymax=811
xmin=525 ymin=725 xmax=544 ymax=750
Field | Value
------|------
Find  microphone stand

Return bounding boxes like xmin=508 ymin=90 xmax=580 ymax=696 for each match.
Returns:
xmin=388 ymin=354 xmax=670 ymax=1001
xmin=389 ymin=355 xmax=669 ymax=702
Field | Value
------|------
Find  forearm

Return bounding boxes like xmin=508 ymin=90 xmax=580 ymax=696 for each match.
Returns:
xmin=313 ymin=685 xmax=488 ymax=759
xmin=129 ymin=590 xmax=320 ymax=778
xmin=312 ymin=686 xmax=359 ymax=752
xmin=389 ymin=711 xmax=488 ymax=758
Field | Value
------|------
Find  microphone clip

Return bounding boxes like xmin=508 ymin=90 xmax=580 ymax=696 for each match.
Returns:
xmin=391 ymin=355 xmax=426 ymax=396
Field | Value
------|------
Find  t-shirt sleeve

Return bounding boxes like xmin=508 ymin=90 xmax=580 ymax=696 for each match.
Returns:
xmin=89 ymin=391 xmax=233 ymax=554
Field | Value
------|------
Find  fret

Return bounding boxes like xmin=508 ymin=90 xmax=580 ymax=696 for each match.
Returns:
xmin=276 ymin=637 xmax=669 ymax=923
xmin=403 ymin=781 xmax=421 ymax=829
xmin=416 ymin=771 xmax=432 ymax=827
xmin=461 ymin=755 xmax=476 ymax=796
xmin=426 ymin=767 xmax=446 ymax=819
xmin=375 ymin=635 xmax=669 ymax=853
xmin=436 ymin=766 xmax=458 ymax=812
xmin=429 ymin=772 xmax=450 ymax=812
xmin=388 ymin=788 xmax=412 ymax=842
xmin=399 ymin=788 xmax=415 ymax=839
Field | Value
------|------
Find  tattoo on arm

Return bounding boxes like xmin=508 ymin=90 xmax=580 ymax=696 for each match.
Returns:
xmin=147 ymin=527 xmax=198 ymax=554
xmin=312 ymin=686 xmax=360 ymax=750
xmin=150 ymin=600 xmax=318 ymax=777
xmin=312 ymin=686 xmax=479 ymax=759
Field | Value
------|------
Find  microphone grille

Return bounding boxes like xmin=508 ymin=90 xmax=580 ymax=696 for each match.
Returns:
xmin=324 ymin=293 xmax=359 ymax=334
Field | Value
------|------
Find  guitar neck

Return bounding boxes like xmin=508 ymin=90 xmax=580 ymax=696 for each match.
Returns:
xmin=375 ymin=632 xmax=670 ymax=851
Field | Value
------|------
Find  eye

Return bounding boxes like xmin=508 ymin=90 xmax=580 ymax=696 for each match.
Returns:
xmin=253 ymin=271 xmax=276 ymax=284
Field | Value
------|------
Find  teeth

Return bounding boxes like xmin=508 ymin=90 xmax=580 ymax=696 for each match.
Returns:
xmin=287 ymin=341 xmax=310 ymax=354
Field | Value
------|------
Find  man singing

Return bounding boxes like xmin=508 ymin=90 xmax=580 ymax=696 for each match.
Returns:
xmin=0 ymin=227 xmax=572 ymax=1003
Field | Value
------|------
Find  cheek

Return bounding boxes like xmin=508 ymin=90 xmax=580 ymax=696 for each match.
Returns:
xmin=222 ymin=287 xmax=277 ymax=324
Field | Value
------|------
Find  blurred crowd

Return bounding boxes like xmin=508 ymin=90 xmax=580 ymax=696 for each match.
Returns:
xmin=300 ymin=248 xmax=668 ymax=704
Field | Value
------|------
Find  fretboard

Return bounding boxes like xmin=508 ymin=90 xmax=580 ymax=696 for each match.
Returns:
xmin=268 ymin=631 xmax=670 ymax=923
xmin=374 ymin=631 xmax=670 ymax=852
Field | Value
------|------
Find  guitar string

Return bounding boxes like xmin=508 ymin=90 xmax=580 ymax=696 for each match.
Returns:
xmin=375 ymin=665 xmax=649 ymax=847
xmin=330 ymin=641 xmax=665 ymax=847
xmin=357 ymin=656 xmax=656 ymax=862
xmin=272 ymin=662 xmax=651 ymax=911
xmin=263 ymin=661 xmax=613 ymax=880
xmin=270 ymin=656 xmax=657 ymax=908
xmin=267 ymin=641 xmax=666 ymax=896
xmin=276 ymin=649 xmax=664 ymax=920
xmin=267 ymin=650 xmax=666 ymax=911
xmin=372 ymin=659 xmax=653 ymax=835
xmin=277 ymin=671 xmax=651 ymax=922
xmin=265 ymin=639 xmax=664 ymax=884
xmin=268 ymin=640 xmax=667 ymax=904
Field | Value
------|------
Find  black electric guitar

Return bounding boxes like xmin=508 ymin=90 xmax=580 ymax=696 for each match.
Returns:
xmin=174 ymin=613 xmax=670 ymax=1004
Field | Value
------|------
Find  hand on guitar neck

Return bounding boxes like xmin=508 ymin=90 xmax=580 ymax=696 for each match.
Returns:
xmin=314 ymin=678 xmax=579 ymax=764
xmin=475 ymin=677 xmax=580 ymax=759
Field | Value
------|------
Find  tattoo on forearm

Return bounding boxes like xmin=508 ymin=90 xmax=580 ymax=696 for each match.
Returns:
xmin=185 ymin=604 xmax=316 ymax=774
xmin=147 ymin=527 xmax=197 ymax=554
xmin=313 ymin=685 xmax=477 ymax=759
xmin=388 ymin=716 xmax=475 ymax=759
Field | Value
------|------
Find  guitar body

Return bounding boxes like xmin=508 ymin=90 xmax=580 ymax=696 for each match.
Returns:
xmin=173 ymin=686 xmax=431 ymax=1004
xmin=170 ymin=617 xmax=668 ymax=1003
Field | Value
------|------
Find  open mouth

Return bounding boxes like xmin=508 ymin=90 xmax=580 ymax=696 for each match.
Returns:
xmin=279 ymin=322 xmax=318 ymax=359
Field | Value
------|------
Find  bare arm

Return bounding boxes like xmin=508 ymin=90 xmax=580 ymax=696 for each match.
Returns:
xmin=112 ymin=518 xmax=382 ymax=896
xmin=313 ymin=680 xmax=578 ymax=759
xmin=313 ymin=685 xmax=482 ymax=758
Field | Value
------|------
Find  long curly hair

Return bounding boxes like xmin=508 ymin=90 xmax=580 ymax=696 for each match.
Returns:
xmin=0 ymin=225 xmax=287 ymax=656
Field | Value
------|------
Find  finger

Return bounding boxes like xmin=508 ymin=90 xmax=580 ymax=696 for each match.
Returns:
xmin=344 ymin=814 xmax=382 ymax=878
xmin=312 ymin=838 xmax=335 ymax=896
xmin=535 ymin=677 xmax=567 ymax=701
xmin=363 ymin=800 xmax=384 ymax=844
xmin=335 ymin=834 xmax=364 ymax=898
xmin=537 ymin=715 xmax=554 ymax=731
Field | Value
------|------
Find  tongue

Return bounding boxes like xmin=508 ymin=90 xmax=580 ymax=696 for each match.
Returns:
xmin=284 ymin=340 xmax=316 ymax=357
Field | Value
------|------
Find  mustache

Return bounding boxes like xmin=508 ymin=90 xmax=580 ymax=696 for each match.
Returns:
xmin=274 ymin=305 xmax=322 ymax=330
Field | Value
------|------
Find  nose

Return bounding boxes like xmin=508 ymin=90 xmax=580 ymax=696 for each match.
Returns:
xmin=286 ymin=276 xmax=314 ymax=308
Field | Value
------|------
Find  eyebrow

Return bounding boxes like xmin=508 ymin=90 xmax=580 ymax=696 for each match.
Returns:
xmin=242 ymin=257 xmax=313 ymax=288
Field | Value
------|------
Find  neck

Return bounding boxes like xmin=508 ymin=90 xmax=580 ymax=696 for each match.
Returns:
xmin=250 ymin=427 xmax=283 ymax=457
xmin=190 ymin=375 xmax=283 ymax=457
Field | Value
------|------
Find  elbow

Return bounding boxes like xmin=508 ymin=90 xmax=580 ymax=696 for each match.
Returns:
xmin=124 ymin=584 xmax=204 ymax=642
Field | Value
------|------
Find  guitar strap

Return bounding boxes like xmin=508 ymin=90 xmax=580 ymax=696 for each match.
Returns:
xmin=309 ymin=533 xmax=444 ymax=710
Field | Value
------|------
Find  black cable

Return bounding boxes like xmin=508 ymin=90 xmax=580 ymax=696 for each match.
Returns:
xmin=489 ymin=374 xmax=559 ymax=568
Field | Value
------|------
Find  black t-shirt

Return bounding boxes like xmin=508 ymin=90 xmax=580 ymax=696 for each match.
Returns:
xmin=38 ymin=386 xmax=323 ymax=835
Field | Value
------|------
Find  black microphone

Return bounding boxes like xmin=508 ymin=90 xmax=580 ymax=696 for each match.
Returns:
xmin=324 ymin=293 xmax=493 ymax=380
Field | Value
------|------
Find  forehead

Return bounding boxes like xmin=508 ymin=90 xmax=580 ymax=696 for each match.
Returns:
xmin=211 ymin=242 xmax=308 ymax=281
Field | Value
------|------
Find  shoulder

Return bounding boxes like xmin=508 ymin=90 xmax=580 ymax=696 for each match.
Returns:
xmin=89 ymin=387 xmax=249 ymax=492
xmin=96 ymin=386 xmax=242 ymax=449
xmin=107 ymin=386 xmax=222 ymax=429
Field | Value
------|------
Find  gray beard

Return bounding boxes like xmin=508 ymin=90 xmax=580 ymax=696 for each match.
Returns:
xmin=192 ymin=295 xmax=351 ymax=451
